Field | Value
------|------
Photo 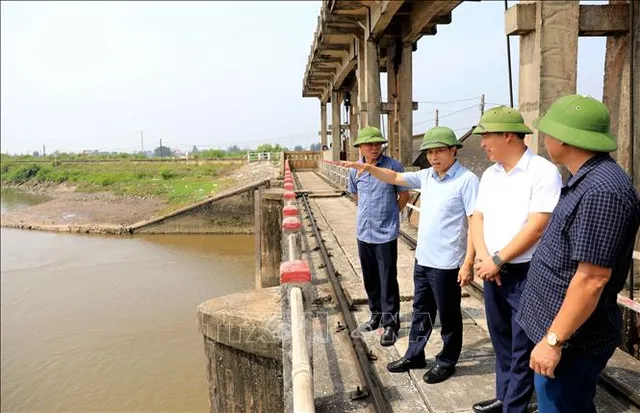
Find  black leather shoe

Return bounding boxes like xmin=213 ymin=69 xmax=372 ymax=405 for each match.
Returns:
xmin=386 ymin=356 xmax=427 ymax=372
xmin=358 ymin=317 xmax=381 ymax=332
xmin=472 ymin=399 xmax=503 ymax=413
xmin=380 ymin=326 xmax=398 ymax=346
xmin=423 ymin=364 xmax=455 ymax=384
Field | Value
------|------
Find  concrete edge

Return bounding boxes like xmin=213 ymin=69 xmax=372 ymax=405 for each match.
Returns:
xmin=197 ymin=286 xmax=283 ymax=361
xmin=129 ymin=179 xmax=271 ymax=231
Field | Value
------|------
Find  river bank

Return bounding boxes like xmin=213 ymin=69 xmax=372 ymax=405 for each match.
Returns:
xmin=0 ymin=161 xmax=280 ymax=234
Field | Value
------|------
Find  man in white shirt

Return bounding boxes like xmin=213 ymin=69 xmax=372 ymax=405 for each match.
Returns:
xmin=470 ymin=107 xmax=562 ymax=413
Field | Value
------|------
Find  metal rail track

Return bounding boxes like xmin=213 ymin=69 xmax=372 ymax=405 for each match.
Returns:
xmin=293 ymin=172 xmax=390 ymax=413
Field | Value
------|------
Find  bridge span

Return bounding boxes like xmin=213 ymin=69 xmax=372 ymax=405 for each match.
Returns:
xmin=196 ymin=159 xmax=640 ymax=413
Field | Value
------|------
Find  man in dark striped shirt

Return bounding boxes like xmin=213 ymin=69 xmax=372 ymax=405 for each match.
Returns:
xmin=516 ymin=95 xmax=640 ymax=412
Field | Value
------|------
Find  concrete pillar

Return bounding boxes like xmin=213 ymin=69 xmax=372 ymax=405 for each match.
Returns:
xmin=255 ymin=189 xmax=284 ymax=288
xmin=517 ymin=0 xmax=579 ymax=156
xmin=331 ymin=90 xmax=342 ymax=161
xmin=365 ymin=39 xmax=381 ymax=128
xmin=603 ymin=0 xmax=639 ymax=291
xmin=349 ymin=85 xmax=359 ymax=161
xmin=198 ymin=287 xmax=284 ymax=413
xmin=387 ymin=41 xmax=399 ymax=161
xmin=320 ymin=102 xmax=328 ymax=148
xmin=357 ymin=35 xmax=368 ymax=129
xmin=398 ymin=42 xmax=414 ymax=166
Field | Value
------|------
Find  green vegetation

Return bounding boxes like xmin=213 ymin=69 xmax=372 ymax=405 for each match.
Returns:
xmin=0 ymin=159 xmax=242 ymax=207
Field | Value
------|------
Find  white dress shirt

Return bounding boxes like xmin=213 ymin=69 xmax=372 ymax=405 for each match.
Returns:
xmin=475 ymin=148 xmax=562 ymax=263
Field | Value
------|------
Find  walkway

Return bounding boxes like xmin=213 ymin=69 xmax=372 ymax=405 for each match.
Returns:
xmin=296 ymin=170 xmax=640 ymax=413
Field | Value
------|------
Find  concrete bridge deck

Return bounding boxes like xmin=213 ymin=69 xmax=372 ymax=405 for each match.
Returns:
xmin=296 ymin=170 xmax=640 ymax=413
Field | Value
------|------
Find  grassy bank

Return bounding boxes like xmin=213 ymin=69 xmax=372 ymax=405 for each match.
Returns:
xmin=0 ymin=160 xmax=242 ymax=206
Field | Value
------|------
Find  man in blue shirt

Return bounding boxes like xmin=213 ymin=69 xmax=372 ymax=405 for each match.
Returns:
xmin=516 ymin=95 xmax=640 ymax=412
xmin=345 ymin=126 xmax=479 ymax=384
xmin=347 ymin=126 xmax=409 ymax=346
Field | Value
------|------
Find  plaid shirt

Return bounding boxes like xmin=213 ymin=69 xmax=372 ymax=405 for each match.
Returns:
xmin=516 ymin=155 xmax=640 ymax=357
xmin=348 ymin=154 xmax=408 ymax=244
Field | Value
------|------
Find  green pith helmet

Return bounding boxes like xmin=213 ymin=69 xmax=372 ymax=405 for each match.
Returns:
xmin=472 ymin=106 xmax=533 ymax=135
xmin=420 ymin=126 xmax=463 ymax=151
xmin=533 ymin=94 xmax=617 ymax=152
xmin=353 ymin=126 xmax=388 ymax=147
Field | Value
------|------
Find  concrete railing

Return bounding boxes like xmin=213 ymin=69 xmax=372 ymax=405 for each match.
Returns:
xmin=280 ymin=160 xmax=315 ymax=413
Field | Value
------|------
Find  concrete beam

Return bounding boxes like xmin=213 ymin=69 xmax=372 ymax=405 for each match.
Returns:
xmin=369 ymin=0 xmax=406 ymax=41
xmin=381 ymin=101 xmax=418 ymax=113
xmin=506 ymin=3 xmax=630 ymax=36
xmin=333 ymin=40 xmax=358 ymax=89
xmin=317 ymin=43 xmax=351 ymax=52
xmin=579 ymin=4 xmax=629 ymax=36
xmin=402 ymin=1 xmax=459 ymax=43
xmin=323 ymin=25 xmax=362 ymax=36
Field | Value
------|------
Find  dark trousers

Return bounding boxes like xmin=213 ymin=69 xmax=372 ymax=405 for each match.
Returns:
xmin=404 ymin=263 xmax=462 ymax=368
xmin=534 ymin=348 xmax=614 ymax=413
xmin=357 ymin=239 xmax=400 ymax=328
xmin=483 ymin=262 xmax=534 ymax=413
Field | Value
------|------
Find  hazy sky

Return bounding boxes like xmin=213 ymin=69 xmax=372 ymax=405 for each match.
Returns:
xmin=1 ymin=1 xmax=606 ymax=155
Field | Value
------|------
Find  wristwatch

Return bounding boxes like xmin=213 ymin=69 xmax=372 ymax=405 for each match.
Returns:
xmin=491 ymin=253 xmax=505 ymax=268
xmin=545 ymin=331 xmax=564 ymax=348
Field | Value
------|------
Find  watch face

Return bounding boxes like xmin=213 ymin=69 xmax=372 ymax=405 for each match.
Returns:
xmin=547 ymin=333 xmax=558 ymax=346
xmin=492 ymin=255 xmax=501 ymax=266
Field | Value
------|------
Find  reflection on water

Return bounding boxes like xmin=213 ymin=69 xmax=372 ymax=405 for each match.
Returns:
xmin=0 ymin=188 xmax=51 ymax=214
xmin=1 ymin=193 xmax=255 ymax=412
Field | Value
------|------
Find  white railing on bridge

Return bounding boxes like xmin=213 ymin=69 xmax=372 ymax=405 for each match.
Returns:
xmin=247 ymin=151 xmax=281 ymax=162
xmin=319 ymin=160 xmax=422 ymax=214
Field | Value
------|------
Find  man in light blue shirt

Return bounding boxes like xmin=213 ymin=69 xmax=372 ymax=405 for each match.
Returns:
xmin=344 ymin=126 xmax=479 ymax=384
xmin=348 ymin=126 xmax=409 ymax=347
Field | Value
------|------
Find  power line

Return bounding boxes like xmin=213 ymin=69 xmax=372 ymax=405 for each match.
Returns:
xmin=413 ymin=104 xmax=479 ymax=127
xmin=416 ymin=96 xmax=481 ymax=105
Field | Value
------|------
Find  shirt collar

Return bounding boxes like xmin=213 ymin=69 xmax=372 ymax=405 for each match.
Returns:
xmin=431 ymin=160 xmax=461 ymax=181
xmin=565 ymin=154 xmax=611 ymax=188
xmin=495 ymin=148 xmax=533 ymax=175
xmin=360 ymin=154 xmax=387 ymax=167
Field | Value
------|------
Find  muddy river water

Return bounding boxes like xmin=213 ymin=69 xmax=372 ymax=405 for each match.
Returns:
xmin=1 ymin=190 xmax=254 ymax=412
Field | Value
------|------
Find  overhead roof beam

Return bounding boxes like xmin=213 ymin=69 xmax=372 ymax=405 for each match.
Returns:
xmin=402 ymin=1 xmax=460 ymax=43
xmin=369 ymin=0 xmax=406 ymax=41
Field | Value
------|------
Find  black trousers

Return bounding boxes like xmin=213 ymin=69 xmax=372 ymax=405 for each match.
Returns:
xmin=484 ymin=262 xmax=534 ymax=413
xmin=357 ymin=239 xmax=400 ymax=328
xmin=404 ymin=262 xmax=462 ymax=368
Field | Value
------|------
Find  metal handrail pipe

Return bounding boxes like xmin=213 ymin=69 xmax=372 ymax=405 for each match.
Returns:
xmin=290 ymin=287 xmax=315 ymax=413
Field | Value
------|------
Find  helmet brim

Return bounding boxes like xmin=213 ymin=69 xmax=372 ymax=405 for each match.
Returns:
xmin=533 ymin=116 xmax=617 ymax=152
xmin=472 ymin=122 xmax=533 ymax=135
xmin=420 ymin=142 xmax=463 ymax=151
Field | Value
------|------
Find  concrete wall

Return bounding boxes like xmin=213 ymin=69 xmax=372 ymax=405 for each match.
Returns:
xmin=198 ymin=287 xmax=284 ymax=412
xmin=130 ymin=181 xmax=271 ymax=234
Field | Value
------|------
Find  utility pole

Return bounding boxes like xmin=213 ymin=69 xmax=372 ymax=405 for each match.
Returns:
xmin=159 ymin=138 xmax=162 ymax=157
xmin=435 ymin=109 xmax=439 ymax=127
xmin=140 ymin=131 xmax=144 ymax=153
xmin=42 ymin=144 xmax=46 ymax=157
xmin=480 ymin=94 xmax=485 ymax=115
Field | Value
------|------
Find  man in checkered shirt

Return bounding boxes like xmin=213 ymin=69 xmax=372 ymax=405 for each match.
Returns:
xmin=516 ymin=95 xmax=640 ymax=412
